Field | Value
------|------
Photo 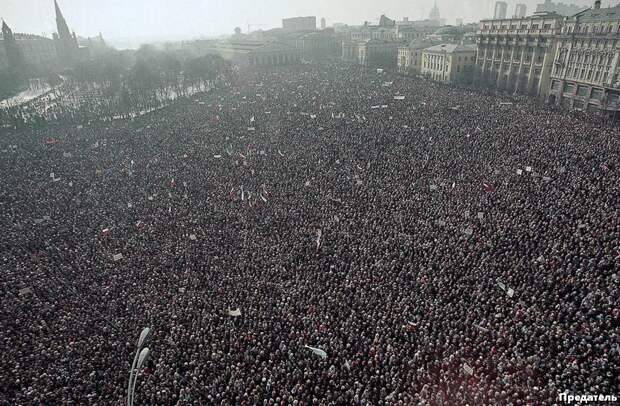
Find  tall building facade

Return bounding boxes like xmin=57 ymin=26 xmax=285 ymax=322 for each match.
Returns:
xmin=282 ymin=17 xmax=316 ymax=32
xmin=547 ymin=2 xmax=620 ymax=114
xmin=475 ymin=12 xmax=564 ymax=96
xmin=515 ymin=4 xmax=528 ymax=18
xmin=494 ymin=2 xmax=508 ymax=19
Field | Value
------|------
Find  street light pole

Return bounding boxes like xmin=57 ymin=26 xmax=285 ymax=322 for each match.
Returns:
xmin=127 ymin=327 xmax=151 ymax=406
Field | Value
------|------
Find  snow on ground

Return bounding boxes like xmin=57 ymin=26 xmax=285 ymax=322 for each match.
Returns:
xmin=0 ymin=86 xmax=52 ymax=108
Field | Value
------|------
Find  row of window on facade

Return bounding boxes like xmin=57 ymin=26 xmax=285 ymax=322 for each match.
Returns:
xmin=562 ymin=24 xmax=620 ymax=34
xmin=552 ymin=80 xmax=605 ymax=99
xmin=559 ymin=50 xmax=614 ymax=65
xmin=554 ymin=64 xmax=614 ymax=83
xmin=483 ymin=23 xmax=554 ymax=31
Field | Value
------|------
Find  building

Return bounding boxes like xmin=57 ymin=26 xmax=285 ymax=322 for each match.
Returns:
xmin=456 ymin=18 xmax=464 ymax=26
xmin=342 ymin=38 xmax=403 ymax=67
xmin=515 ymin=4 xmax=528 ymax=18
xmin=1 ymin=21 xmax=58 ymax=76
xmin=398 ymin=39 xmax=440 ymax=75
xmin=282 ymin=17 xmax=316 ymax=32
xmin=429 ymin=1 xmax=442 ymax=25
xmin=494 ymin=2 xmax=508 ymax=19
xmin=536 ymin=0 xmax=587 ymax=16
xmin=291 ymin=30 xmax=340 ymax=60
xmin=475 ymin=11 xmax=564 ymax=96
xmin=195 ymin=40 xmax=301 ymax=67
xmin=427 ymin=24 xmax=478 ymax=43
xmin=547 ymin=1 xmax=620 ymax=115
xmin=421 ymin=43 xmax=477 ymax=84
xmin=344 ymin=15 xmax=399 ymax=42
xmin=53 ymin=0 xmax=84 ymax=66
xmin=321 ymin=18 xmax=327 ymax=29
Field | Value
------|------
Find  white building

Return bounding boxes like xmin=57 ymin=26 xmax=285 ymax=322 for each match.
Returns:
xmin=421 ymin=43 xmax=477 ymax=84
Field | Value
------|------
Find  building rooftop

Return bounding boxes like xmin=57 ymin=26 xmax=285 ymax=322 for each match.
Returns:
xmin=424 ymin=43 xmax=477 ymax=53
xmin=575 ymin=5 xmax=620 ymax=22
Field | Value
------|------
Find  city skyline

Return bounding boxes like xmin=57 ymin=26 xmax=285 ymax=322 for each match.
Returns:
xmin=0 ymin=0 xmax=609 ymax=49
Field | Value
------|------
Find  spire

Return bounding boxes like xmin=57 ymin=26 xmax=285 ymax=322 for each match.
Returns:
xmin=54 ymin=0 xmax=72 ymax=40
xmin=2 ymin=19 xmax=14 ymax=40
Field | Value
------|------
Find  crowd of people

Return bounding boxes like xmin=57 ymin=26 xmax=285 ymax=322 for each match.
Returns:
xmin=1 ymin=62 xmax=618 ymax=405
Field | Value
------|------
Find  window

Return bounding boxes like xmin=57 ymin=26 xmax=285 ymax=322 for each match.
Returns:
xmin=563 ymin=83 xmax=576 ymax=94
xmin=551 ymin=80 xmax=561 ymax=91
xmin=577 ymin=86 xmax=589 ymax=97
xmin=591 ymin=89 xmax=603 ymax=100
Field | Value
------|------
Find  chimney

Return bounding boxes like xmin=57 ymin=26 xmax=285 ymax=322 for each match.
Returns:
xmin=594 ymin=0 xmax=601 ymax=9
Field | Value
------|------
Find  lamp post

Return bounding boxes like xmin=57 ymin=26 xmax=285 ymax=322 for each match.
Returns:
xmin=127 ymin=327 xmax=151 ymax=406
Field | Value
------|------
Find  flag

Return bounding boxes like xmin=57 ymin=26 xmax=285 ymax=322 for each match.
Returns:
xmin=483 ymin=181 xmax=495 ymax=193
xmin=463 ymin=363 xmax=474 ymax=376
xmin=250 ymin=116 xmax=255 ymax=122
xmin=44 ymin=138 xmax=59 ymax=145
xmin=189 ymin=234 xmax=197 ymax=241
xmin=260 ymin=194 xmax=267 ymax=203
xmin=227 ymin=308 xmax=242 ymax=317
xmin=113 ymin=253 xmax=123 ymax=262
xmin=278 ymin=150 xmax=285 ymax=157
xmin=316 ymin=229 xmax=322 ymax=250
xmin=304 ymin=345 xmax=327 ymax=359
xmin=102 ymin=228 xmax=112 ymax=237
xmin=136 ymin=221 xmax=144 ymax=229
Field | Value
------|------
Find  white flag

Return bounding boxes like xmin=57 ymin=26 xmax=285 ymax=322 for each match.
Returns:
xmin=316 ymin=229 xmax=322 ymax=250
xmin=189 ymin=234 xmax=197 ymax=241
xmin=50 ymin=172 xmax=55 ymax=178
xmin=214 ymin=154 xmax=222 ymax=159
xmin=517 ymin=169 xmax=523 ymax=175
xmin=526 ymin=166 xmax=532 ymax=172
xmin=507 ymin=288 xmax=515 ymax=298
xmin=304 ymin=345 xmax=327 ymax=360
xmin=113 ymin=253 xmax=124 ymax=262
xmin=227 ymin=308 xmax=242 ymax=317
xmin=463 ymin=363 xmax=474 ymax=375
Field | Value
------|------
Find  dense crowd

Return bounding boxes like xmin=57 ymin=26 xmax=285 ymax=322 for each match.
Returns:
xmin=1 ymin=63 xmax=618 ymax=405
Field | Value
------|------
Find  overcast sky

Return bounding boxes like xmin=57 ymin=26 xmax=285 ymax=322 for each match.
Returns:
xmin=0 ymin=0 xmax=605 ymax=48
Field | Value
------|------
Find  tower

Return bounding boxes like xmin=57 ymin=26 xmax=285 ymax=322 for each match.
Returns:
xmin=494 ymin=1 xmax=508 ymax=19
xmin=2 ymin=20 xmax=25 ymax=81
xmin=54 ymin=0 xmax=79 ymax=64
xmin=321 ymin=17 xmax=326 ymax=29
xmin=429 ymin=1 xmax=441 ymax=23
